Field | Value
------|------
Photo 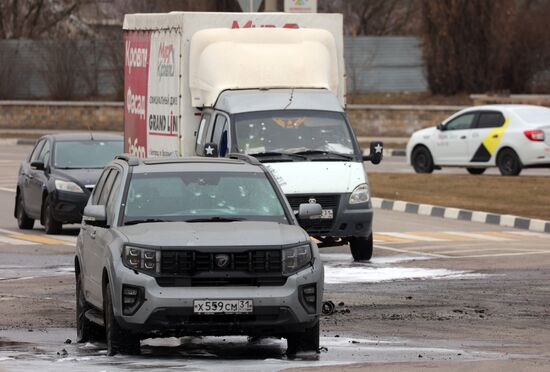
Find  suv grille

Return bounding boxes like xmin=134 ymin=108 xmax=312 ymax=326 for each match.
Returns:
xmin=157 ymin=249 xmax=285 ymax=287
xmin=286 ymin=194 xmax=340 ymax=234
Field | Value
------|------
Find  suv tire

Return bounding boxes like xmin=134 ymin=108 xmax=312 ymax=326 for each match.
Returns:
xmin=467 ymin=168 xmax=486 ymax=175
xmin=412 ymin=146 xmax=435 ymax=173
xmin=497 ymin=148 xmax=522 ymax=176
xmin=286 ymin=321 xmax=320 ymax=354
xmin=43 ymin=196 xmax=62 ymax=235
xmin=16 ymin=192 xmax=34 ymax=230
xmin=349 ymin=234 xmax=374 ymax=261
xmin=104 ymin=283 xmax=140 ymax=356
xmin=76 ymin=270 xmax=104 ymax=343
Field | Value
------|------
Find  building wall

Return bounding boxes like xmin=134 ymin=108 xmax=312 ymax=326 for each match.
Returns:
xmin=0 ymin=101 xmax=465 ymax=138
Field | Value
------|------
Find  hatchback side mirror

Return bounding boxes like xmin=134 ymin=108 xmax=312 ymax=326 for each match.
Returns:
xmin=83 ymin=205 xmax=108 ymax=227
xmin=362 ymin=141 xmax=383 ymax=164
xmin=203 ymin=142 xmax=218 ymax=157
xmin=297 ymin=203 xmax=322 ymax=220
xmin=436 ymin=123 xmax=445 ymax=131
xmin=30 ymin=160 xmax=45 ymax=170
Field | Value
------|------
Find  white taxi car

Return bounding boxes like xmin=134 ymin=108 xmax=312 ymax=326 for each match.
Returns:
xmin=406 ymin=105 xmax=550 ymax=176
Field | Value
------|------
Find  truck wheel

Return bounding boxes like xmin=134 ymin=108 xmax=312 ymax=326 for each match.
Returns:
xmin=467 ymin=168 xmax=486 ymax=175
xmin=286 ymin=321 xmax=320 ymax=354
xmin=104 ymin=283 xmax=140 ymax=356
xmin=349 ymin=234 xmax=374 ymax=261
xmin=76 ymin=270 xmax=104 ymax=343
xmin=16 ymin=192 xmax=34 ymax=230
xmin=497 ymin=148 xmax=522 ymax=176
xmin=42 ymin=196 xmax=62 ymax=235
xmin=411 ymin=146 xmax=434 ymax=173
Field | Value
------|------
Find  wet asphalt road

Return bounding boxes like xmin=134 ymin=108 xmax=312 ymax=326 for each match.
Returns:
xmin=1 ymin=141 xmax=549 ymax=371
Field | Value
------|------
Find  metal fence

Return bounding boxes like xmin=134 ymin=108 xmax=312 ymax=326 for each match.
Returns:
xmin=0 ymin=36 xmax=427 ymax=100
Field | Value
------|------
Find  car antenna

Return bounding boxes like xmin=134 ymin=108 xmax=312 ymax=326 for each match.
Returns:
xmin=283 ymin=88 xmax=295 ymax=110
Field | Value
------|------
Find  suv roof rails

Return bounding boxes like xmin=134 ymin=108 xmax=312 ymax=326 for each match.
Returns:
xmin=114 ymin=154 xmax=140 ymax=166
xmin=227 ymin=153 xmax=261 ymax=166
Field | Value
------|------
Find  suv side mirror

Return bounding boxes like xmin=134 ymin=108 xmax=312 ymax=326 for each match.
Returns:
xmin=362 ymin=141 xmax=383 ymax=164
xmin=203 ymin=142 xmax=218 ymax=157
xmin=436 ymin=123 xmax=445 ymax=131
xmin=83 ymin=205 xmax=108 ymax=227
xmin=30 ymin=160 xmax=45 ymax=170
xmin=297 ymin=203 xmax=322 ymax=220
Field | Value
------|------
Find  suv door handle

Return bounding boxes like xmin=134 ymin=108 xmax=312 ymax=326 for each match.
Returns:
xmin=460 ymin=135 xmax=467 ymax=139
xmin=89 ymin=230 xmax=96 ymax=239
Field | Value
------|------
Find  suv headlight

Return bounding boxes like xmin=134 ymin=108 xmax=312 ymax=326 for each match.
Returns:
xmin=123 ymin=246 xmax=160 ymax=274
xmin=349 ymin=183 xmax=370 ymax=204
xmin=282 ymin=244 xmax=312 ymax=275
xmin=55 ymin=179 xmax=84 ymax=193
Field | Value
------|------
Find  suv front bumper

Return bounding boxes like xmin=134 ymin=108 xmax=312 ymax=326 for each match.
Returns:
xmin=111 ymin=260 xmax=324 ymax=338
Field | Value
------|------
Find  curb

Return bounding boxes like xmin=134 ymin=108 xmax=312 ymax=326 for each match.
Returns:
xmin=371 ymin=197 xmax=550 ymax=234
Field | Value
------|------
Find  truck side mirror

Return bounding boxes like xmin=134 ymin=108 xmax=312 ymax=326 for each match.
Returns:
xmin=203 ymin=143 xmax=218 ymax=157
xmin=297 ymin=203 xmax=322 ymax=220
xmin=362 ymin=141 xmax=383 ymax=164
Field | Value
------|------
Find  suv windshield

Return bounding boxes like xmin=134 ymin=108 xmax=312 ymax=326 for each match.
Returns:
xmin=123 ymin=171 xmax=288 ymax=224
xmin=234 ymin=110 xmax=356 ymax=157
xmin=54 ymin=140 xmax=123 ymax=169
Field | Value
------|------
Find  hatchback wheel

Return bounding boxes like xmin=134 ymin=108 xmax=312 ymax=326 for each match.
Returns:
xmin=467 ymin=168 xmax=486 ymax=175
xmin=16 ymin=192 xmax=34 ymax=229
xmin=412 ymin=146 xmax=435 ymax=173
xmin=497 ymin=149 xmax=522 ymax=176
xmin=43 ymin=197 xmax=62 ymax=235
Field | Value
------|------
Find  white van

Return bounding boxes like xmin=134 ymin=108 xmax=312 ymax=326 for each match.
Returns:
xmin=123 ymin=12 xmax=383 ymax=260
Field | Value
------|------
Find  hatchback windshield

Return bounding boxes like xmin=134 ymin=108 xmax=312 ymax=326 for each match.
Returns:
xmin=123 ymin=171 xmax=287 ymax=224
xmin=234 ymin=110 xmax=356 ymax=156
xmin=54 ymin=140 xmax=123 ymax=169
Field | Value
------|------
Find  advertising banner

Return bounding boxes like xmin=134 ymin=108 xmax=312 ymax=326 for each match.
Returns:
xmin=124 ymin=31 xmax=150 ymax=157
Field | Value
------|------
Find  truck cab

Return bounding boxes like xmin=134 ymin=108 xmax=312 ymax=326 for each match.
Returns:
xmin=196 ymin=88 xmax=382 ymax=260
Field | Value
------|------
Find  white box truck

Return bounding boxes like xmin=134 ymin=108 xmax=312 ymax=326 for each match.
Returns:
xmin=123 ymin=12 xmax=383 ymax=260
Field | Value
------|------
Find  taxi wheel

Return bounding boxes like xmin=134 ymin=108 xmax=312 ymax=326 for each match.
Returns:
xmin=349 ymin=234 xmax=374 ymax=261
xmin=467 ymin=168 xmax=486 ymax=175
xmin=412 ymin=146 xmax=434 ymax=173
xmin=497 ymin=149 xmax=522 ymax=176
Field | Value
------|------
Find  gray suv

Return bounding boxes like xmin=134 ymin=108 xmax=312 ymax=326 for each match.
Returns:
xmin=75 ymin=154 xmax=324 ymax=356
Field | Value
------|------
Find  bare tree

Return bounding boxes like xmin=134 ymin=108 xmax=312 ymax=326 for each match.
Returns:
xmin=39 ymin=38 xmax=84 ymax=99
xmin=0 ymin=41 xmax=19 ymax=98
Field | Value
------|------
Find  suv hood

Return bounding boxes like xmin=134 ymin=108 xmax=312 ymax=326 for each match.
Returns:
xmin=117 ymin=221 xmax=308 ymax=247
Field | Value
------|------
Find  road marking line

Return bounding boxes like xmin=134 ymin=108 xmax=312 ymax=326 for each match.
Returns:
xmin=456 ymin=251 xmax=550 ymax=258
xmin=403 ymin=231 xmax=468 ymax=241
xmin=373 ymin=233 xmax=414 ymax=243
xmin=437 ymin=247 xmax=541 ymax=255
xmin=381 ymin=232 xmax=447 ymax=242
xmin=442 ymin=231 xmax=512 ymax=241
xmin=505 ymin=231 xmax=550 ymax=239
xmin=373 ymin=244 xmax=450 ymax=258
xmin=0 ymin=235 xmax=37 ymax=245
xmin=8 ymin=233 xmax=73 ymax=246
xmin=0 ymin=187 xmax=15 ymax=193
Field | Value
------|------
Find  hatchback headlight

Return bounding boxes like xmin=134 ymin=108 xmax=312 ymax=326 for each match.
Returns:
xmin=55 ymin=179 xmax=84 ymax=193
xmin=123 ymin=246 xmax=160 ymax=274
xmin=349 ymin=183 xmax=370 ymax=204
xmin=282 ymin=244 xmax=312 ymax=275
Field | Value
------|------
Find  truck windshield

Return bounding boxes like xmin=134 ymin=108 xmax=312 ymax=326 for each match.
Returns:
xmin=123 ymin=171 xmax=288 ymax=224
xmin=54 ymin=140 xmax=123 ymax=169
xmin=234 ymin=110 xmax=356 ymax=157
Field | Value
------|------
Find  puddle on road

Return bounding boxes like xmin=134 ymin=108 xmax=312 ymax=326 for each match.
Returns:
xmin=321 ymin=253 xmax=484 ymax=284
xmin=0 ymin=328 xmax=509 ymax=372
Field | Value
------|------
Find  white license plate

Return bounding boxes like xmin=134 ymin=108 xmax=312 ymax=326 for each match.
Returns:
xmin=193 ymin=299 xmax=253 ymax=314
xmin=320 ymin=209 xmax=333 ymax=219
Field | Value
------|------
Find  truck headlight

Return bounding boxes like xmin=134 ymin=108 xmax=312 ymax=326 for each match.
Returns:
xmin=282 ymin=244 xmax=312 ymax=275
xmin=55 ymin=179 xmax=84 ymax=193
xmin=123 ymin=246 xmax=160 ymax=274
xmin=349 ymin=183 xmax=370 ymax=204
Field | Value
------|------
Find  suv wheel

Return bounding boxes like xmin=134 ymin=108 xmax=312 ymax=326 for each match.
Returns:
xmin=497 ymin=148 xmax=522 ymax=176
xmin=349 ymin=234 xmax=374 ymax=261
xmin=467 ymin=168 xmax=486 ymax=175
xmin=42 ymin=196 xmax=62 ymax=235
xmin=16 ymin=192 xmax=34 ymax=229
xmin=286 ymin=321 xmax=320 ymax=354
xmin=412 ymin=146 xmax=435 ymax=173
xmin=104 ymin=283 xmax=140 ymax=356
xmin=76 ymin=270 xmax=104 ymax=343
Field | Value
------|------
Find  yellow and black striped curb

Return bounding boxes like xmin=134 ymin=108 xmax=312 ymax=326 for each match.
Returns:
xmin=371 ymin=197 xmax=550 ymax=234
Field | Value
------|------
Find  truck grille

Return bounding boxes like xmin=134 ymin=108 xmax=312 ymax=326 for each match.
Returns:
xmin=161 ymin=250 xmax=282 ymax=274
xmin=286 ymin=194 xmax=340 ymax=235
